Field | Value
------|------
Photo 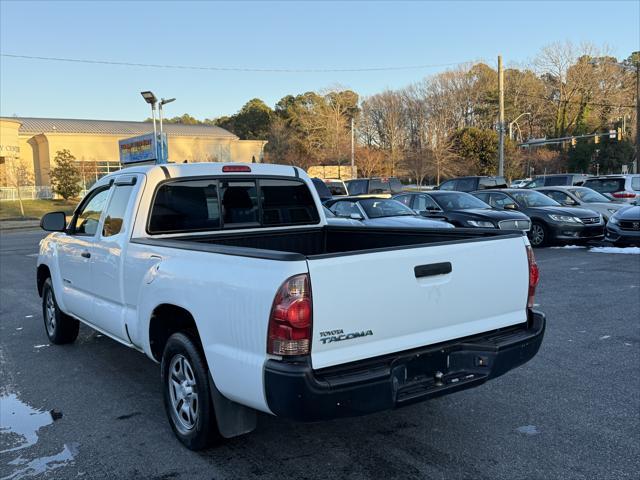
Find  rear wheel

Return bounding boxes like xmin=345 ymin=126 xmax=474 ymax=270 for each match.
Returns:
xmin=529 ymin=222 xmax=548 ymax=247
xmin=42 ymin=278 xmax=79 ymax=344
xmin=161 ymin=332 xmax=221 ymax=450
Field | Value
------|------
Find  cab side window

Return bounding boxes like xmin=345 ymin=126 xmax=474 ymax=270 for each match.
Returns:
xmin=72 ymin=188 xmax=111 ymax=236
xmin=102 ymin=185 xmax=134 ymax=237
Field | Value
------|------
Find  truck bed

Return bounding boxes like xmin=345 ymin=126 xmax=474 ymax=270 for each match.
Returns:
xmin=132 ymin=225 xmax=523 ymax=261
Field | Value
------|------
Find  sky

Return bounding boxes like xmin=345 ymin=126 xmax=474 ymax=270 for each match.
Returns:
xmin=1 ymin=0 xmax=638 ymax=121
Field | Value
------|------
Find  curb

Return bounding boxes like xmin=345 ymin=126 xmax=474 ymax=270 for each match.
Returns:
xmin=0 ymin=221 xmax=41 ymax=231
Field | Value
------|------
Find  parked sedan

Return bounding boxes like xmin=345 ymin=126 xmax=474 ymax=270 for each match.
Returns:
xmin=325 ymin=196 xmax=453 ymax=228
xmin=393 ymin=191 xmax=531 ymax=231
xmin=535 ymin=186 xmax=624 ymax=221
xmin=605 ymin=206 xmax=640 ymax=246
xmin=471 ymin=189 xmax=604 ymax=247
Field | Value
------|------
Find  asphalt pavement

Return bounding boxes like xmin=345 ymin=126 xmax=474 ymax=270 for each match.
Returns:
xmin=1 ymin=229 xmax=638 ymax=480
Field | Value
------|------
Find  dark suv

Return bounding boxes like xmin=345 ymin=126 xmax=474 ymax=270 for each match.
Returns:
xmin=437 ymin=176 xmax=507 ymax=192
xmin=345 ymin=177 xmax=403 ymax=196
xmin=523 ymin=174 xmax=590 ymax=188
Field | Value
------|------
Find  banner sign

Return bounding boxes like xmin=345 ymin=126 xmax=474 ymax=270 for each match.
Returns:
xmin=119 ymin=133 xmax=168 ymax=165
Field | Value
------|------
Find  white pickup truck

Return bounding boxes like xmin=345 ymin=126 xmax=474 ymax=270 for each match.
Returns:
xmin=37 ymin=162 xmax=545 ymax=450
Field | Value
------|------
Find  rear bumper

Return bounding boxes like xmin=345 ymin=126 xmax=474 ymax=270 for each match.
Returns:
xmin=264 ymin=310 xmax=545 ymax=421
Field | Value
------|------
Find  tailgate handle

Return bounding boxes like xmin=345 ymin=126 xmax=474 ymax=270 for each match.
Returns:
xmin=414 ymin=262 xmax=452 ymax=278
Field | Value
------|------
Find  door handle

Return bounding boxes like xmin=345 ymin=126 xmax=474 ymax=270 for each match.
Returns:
xmin=414 ymin=262 xmax=452 ymax=278
xmin=80 ymin=251 xmax=91 ymax=259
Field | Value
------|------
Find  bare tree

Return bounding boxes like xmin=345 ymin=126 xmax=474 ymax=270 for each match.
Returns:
xmin=0 ymin=158 xmax=33 ymax=217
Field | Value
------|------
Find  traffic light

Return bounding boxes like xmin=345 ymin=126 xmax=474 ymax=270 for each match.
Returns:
xmin=594 ymin=134 xmax=600 ymax=144
xmin=617 ymin=127 xmax=623 ymax=141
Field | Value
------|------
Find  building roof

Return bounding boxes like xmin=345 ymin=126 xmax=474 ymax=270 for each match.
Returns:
xmin=4 ymin=117 xmax=238 ymax=139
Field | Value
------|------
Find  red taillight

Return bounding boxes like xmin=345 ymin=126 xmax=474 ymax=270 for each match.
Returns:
xmin=222 ymin=165 xmax=251 ymax=173
xmin=611 ymin=191 xmax=636 ymax=199
xmin=526 ymin=245 xmax=539 ymax=309
xmin=267 ymin=274 xmax=312 ymax=356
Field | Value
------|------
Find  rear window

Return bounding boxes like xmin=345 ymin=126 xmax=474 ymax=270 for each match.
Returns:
xmin=148 ymin=177 xmax=319 ymax=233
xmin=369 ymin=179 xmax=390 ymax=194
xmin=346 ymin=179 xmax=367 ymax=195
xmin=325 ymin=181 xmax=348 ymax=196
xmin=583 ymin=178 xmax=626 ymax=194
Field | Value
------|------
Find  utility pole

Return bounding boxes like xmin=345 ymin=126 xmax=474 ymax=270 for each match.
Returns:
xmin=498 ymin=55 xmax=505 ymax=177
xmin=635 ymin=59 xmax=639 ymax=174
xmin=350 ymin=116 xmax=356 ymax=179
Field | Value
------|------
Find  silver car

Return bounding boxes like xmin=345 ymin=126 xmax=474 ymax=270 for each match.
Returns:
xmin=582 ymin=175 xmax=640 ymax=204
xmin=325 ymin=197 xmax=454 ymax=229
xmin=535 ymin=186 xmax=625 ymax=221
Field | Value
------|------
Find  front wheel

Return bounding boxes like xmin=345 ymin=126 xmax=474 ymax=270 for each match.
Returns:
xmin=529 ymin=222 xmax=549 ymax=247
xmin=161 ymin=332 xmax=221 ymax=450
xmin=42 ymin=278 xmax=79 ymax=344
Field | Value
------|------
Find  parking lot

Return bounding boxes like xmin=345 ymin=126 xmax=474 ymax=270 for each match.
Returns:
xmin=1 ymin=228 xmax=639 ymax=480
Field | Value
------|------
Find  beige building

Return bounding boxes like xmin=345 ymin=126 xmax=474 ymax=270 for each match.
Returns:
xmin=0 ymin=117 xmax=267 ymax=188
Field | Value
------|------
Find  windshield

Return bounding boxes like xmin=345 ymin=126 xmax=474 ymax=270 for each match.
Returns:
xmin=359 ymin=199 xmax=416 ymax=218
xmin=569 ymin=188 xmax=610 ymax=203
xmin=431 ymin=192 xmax=491 ymax=210
xmin=510 ymin=190 xmax=560 ymax=207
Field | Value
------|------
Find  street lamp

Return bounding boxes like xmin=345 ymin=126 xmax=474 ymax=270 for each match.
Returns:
xmin=509 ymin=112 xmax=531 ymax=141
xmin=158 ymin=97 xmax=176 ymax=162
xmin=140 ymin=91 xmax=158 ymax=143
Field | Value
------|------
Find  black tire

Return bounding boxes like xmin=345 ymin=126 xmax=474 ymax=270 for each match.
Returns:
xmin=529 ymin=221 xmax=549 ymax=247
xmin=161 ymin=332 xmax=221 ymax=450
xmin=42 ymin=278 xmax=79 ymax=344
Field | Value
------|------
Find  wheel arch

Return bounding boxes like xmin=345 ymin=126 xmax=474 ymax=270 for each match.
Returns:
xmin=149 ymin=303 xmax=202 ymax=362
xmin=37 ymin=264 xmax=51 ymax=297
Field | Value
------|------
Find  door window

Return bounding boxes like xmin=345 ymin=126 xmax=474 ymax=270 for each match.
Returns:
xmin=331 ymin=201 xmax=361 ymax=217
xmin=368 ymin=179 xmax=390 ymax=194
xmin=72 ymin=188 xmax=111 ymax=236
xmin=102 ymin=185 xmax=134 ymax=237
xmin=394 ymin=195 xmax=412 ymax=207
xmin=438 ymin=180 xmax=457 ymax=191
xmin=544 ymin=190 xmax=573 ymax=205
xmin=456 ymin=178 xmax=477 ymax=191
xmin=346 ymin=180 xmax=367 ymax=195
xmin=415 ymin=195 xmax=440 ymax=211
xmin=487 ymin=193 xmax=514 ymax=208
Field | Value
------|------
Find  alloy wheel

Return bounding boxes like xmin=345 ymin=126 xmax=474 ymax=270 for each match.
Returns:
xmin=168 ymin=354 xmax=199 ymax=432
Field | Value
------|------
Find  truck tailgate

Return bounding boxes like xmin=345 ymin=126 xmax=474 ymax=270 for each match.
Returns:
xmin=308 ymin=235 xmax=529 ymax=369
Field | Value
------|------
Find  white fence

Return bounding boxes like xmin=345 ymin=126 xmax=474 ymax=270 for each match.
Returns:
xmin=0 ymin=186 xmax=54 ymax=201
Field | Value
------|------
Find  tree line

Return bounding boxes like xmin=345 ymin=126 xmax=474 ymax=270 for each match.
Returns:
xmin=152 ymin=42 xmax=639 ymax=183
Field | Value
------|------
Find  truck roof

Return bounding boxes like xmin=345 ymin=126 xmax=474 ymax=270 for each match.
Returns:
xmin=103 ymin=162 xmax=306 ymax=182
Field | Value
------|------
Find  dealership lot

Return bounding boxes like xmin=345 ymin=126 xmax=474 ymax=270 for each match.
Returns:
xmin=1 ymin=229 xmax=638 ymax=480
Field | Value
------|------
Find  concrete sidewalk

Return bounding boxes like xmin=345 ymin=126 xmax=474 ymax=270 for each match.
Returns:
xmin=0 ymin=219 xmax=41 ymax=231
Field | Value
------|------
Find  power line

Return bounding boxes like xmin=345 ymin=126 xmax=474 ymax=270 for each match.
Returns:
xmin=518 ymin=92 xmax=635 ymax=109
xmin=0 ymin=53 xmax=474 ymax=73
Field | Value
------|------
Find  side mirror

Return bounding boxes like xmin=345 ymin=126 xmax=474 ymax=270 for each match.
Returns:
xmin=503 ymin=203 xmax=518 ymax=211
xmin=349 ymin=213 xmax=363 ymax=220
xmin=40 ymin=211 xmax=67 ymax=232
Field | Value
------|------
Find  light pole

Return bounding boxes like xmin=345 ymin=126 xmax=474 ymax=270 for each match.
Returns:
xmin=350 ymin=116 xmax=355 ymax=179
xmin=140 ymin=91 xmax=158 ymax=142
xmin=159 ymin=97 xmax=175 ymax=162
xmin=509 ymin=112 xmax=531 ymax=141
